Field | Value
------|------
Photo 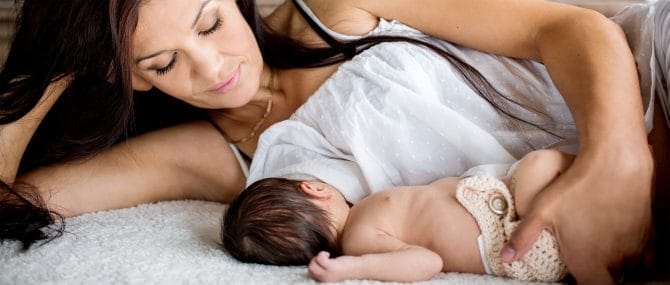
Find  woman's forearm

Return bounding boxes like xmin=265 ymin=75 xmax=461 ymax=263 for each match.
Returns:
xmin=0 ymin=77 xmax=69 ymax=184
xmin=17 ymin=121 xmax=246 ymax=217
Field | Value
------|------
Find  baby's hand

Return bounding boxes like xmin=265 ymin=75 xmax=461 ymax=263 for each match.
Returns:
xmin=308 ymin=251 xmax=360 ymax=282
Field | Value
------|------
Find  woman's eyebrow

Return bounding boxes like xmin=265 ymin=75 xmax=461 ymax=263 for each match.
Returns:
xmin=192 ymin=0 xmax=213 ymax=29
xmin=136 ymin=50 xmax=166 ymax=64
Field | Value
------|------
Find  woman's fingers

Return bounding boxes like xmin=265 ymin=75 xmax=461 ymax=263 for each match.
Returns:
xmin=501 ymin=213 xmax=547 ymax=262
xmin=503 ymin=173 xmax=560 ymax=262
xmin=502 ymin=176 xmax=617 ymax=283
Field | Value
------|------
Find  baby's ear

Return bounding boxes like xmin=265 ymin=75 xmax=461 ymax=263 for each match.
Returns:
xmin=299 ymin=181 xmax=332 ymax=199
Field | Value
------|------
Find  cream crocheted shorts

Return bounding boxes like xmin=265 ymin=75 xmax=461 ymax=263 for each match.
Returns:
xmin=455 ymin=175 xmax=568 ymax=282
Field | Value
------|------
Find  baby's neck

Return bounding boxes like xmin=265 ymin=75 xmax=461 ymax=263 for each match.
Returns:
xmin=331 ymin=201 xmax=353 ymax=238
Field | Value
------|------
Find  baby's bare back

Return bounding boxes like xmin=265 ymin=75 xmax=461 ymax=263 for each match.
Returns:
xmin=344 ymin=177 xmax=486 ymax=274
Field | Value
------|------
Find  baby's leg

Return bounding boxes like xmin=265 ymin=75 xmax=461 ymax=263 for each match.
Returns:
xmin=508 ymin=149 xmax=574 ymax=217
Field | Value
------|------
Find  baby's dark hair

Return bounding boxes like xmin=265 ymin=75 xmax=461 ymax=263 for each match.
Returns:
xmin=222 ymin=177 xmax=341 ymax=265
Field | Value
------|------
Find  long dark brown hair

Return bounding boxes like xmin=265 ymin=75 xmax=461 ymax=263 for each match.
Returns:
xmin=0 ymin=0 xmax=552 ymax=249
xmin=0 ymin=0 xmax=203 ymax=249
xmin=0 ymin=0 xmax=126 ymax=250
xmin=222 ymin=177 xmax=340 ymax=265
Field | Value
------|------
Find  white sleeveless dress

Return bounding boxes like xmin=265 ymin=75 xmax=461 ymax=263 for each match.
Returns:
xmin=247 ymin=0 xmax=666 ymax=203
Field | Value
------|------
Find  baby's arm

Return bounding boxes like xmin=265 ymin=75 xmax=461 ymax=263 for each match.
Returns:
xmin=510 ymin=149 xmax=574 ymax=217
xmin=308 ymin=227 xmax=443 ymax=283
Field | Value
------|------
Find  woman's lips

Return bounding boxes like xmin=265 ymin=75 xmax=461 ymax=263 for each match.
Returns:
xmin=211 ymin=65 xmax=241 ymax=93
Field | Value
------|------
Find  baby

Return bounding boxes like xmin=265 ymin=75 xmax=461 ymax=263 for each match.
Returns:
xmin=222 ymin=149 xmax=572 ymax=282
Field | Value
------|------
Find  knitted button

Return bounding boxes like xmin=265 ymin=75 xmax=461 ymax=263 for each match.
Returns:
xmin=488 ymin=194 xmax=507 ymax=215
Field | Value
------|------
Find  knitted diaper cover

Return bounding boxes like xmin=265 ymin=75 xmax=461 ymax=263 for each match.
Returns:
xmin=455 ymin=175 xmax=568 ymax=282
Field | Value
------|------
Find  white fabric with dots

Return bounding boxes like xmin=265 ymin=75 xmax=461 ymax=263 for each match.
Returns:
xmin=248 ymin=1 xmax=659 ymax=203
xmin=248 ymin=38 xmax=575 ymax=202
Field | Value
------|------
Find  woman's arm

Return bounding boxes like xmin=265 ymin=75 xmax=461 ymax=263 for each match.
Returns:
xmin=0 ymin=78 xmax=245 ymax=247
xmin=352 ymin=0 xmax=652 ymax=283
xmin=0 ymin=77 xmax=70 ymax=184
xmin=352 ymin=0 xmax=647 ymax=147
xmin=18 ymin=121 xmax=246 ymax=217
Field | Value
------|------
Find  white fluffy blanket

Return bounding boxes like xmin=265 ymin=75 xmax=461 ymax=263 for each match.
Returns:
xmin=0 ymin=200 xmax=555 ymax=284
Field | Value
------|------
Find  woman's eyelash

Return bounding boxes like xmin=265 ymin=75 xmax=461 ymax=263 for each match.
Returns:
xmin=154 ymin=18 xmax=220 ymax=76
xmin=156 ymin=53 xmax=177 ymax=76
xmin=198 ymin=18 xmax=222 ymax=36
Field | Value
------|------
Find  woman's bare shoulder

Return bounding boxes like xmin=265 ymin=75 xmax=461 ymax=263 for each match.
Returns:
xmin=291 ymin=0 xmax=379 ymax=38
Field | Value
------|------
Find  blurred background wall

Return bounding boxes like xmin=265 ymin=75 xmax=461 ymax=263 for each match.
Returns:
xmin=0 ymin=0 xmax=13 ymax=64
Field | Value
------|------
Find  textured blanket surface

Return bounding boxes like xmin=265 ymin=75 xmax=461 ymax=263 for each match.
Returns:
xmin=0 ymin=200 xmax=553 ymax=285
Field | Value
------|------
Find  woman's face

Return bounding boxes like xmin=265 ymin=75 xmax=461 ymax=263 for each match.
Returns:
xmin=131 ymin=0 xmax=264 ymax=109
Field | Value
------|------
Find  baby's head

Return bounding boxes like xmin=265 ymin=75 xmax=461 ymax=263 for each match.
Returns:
xmin=222 ymin=177 xmax=344 ymax=265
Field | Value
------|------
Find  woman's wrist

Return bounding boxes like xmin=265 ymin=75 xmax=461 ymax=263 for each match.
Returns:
xmin=0 ymin=76 xmax=71 ymax=184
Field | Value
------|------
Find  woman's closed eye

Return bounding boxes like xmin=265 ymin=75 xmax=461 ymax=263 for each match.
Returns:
xmin=154 ymin=18 xmax=221 ymax=76
xmin=198 ymin=18 xmax=222 ymax=36
xmin=156 ymin=53 xmax=177 ymax=76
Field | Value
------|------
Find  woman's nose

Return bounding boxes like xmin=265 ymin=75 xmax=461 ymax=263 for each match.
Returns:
xmin=191 ymin=47 xmax=224 ymax=82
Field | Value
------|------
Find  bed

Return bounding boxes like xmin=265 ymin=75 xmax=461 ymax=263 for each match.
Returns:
xmin=0 ymin=1 xmax=647 ymax=284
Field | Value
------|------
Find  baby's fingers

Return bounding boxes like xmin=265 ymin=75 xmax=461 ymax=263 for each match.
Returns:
xmin=315 ymin=251 xmax=331 ymax=265
xmin=308 ymin=251 xmax=331 ymax=281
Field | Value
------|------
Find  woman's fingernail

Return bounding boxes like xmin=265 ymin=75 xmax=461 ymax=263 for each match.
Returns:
xmin=501 ymin=246 xmax=515 ymax=262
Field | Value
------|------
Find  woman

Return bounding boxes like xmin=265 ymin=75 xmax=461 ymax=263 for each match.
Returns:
xmin=0 ymin=0 xmax=663 ymax=283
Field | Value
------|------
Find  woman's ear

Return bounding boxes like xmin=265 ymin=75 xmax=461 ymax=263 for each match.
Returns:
xmin=299 ymin=181 xmax=332 ymax=199
xmin=131 ymin=72 xmax=153 ymax=91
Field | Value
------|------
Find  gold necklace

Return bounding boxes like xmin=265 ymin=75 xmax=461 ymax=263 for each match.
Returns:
xmin=228 ymin=70 xmax=275 ymax=144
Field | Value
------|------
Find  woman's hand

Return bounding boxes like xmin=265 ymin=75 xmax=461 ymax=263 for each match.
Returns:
xmin=503 ymin=144 xmax=653 ymax=284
